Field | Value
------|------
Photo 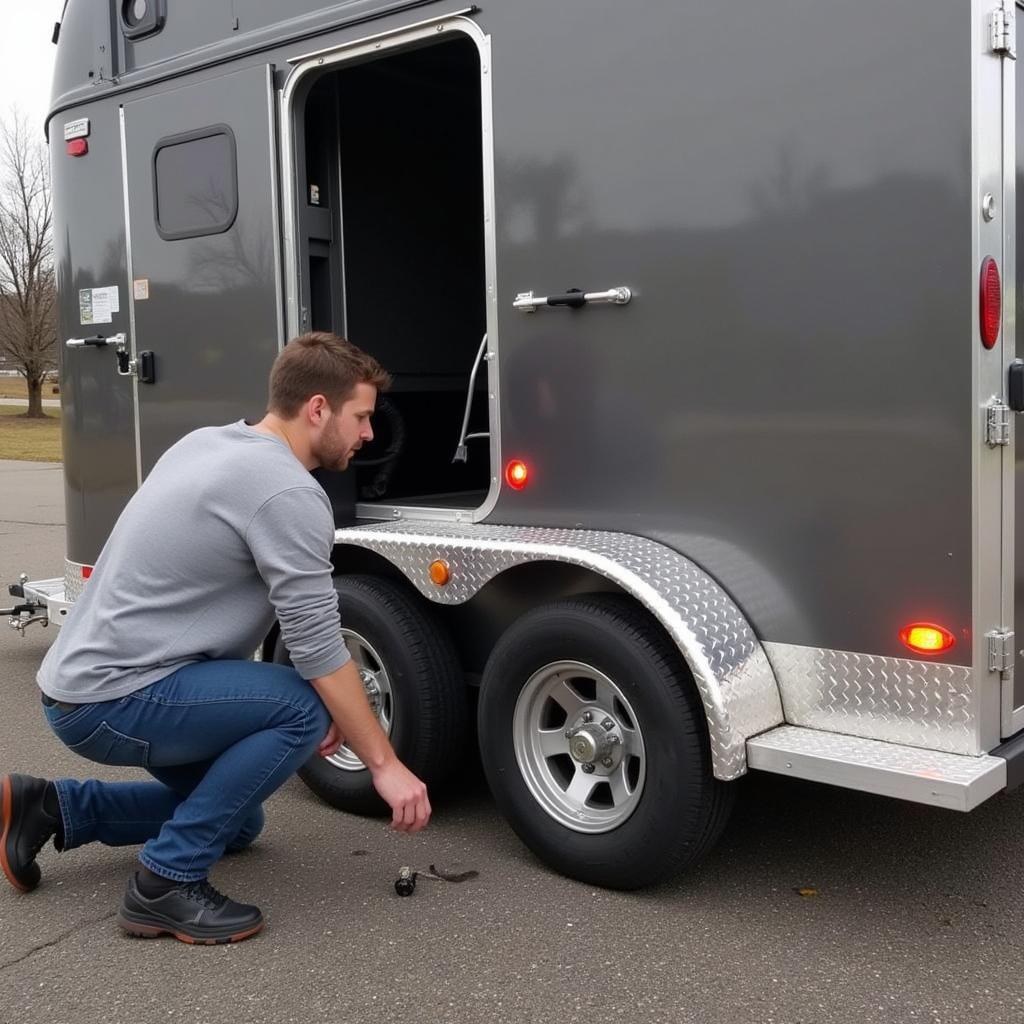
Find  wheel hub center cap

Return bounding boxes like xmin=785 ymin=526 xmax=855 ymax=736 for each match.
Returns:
xmin=568 ymin=725 xmax=606 ymax=763
xmin=566 ymin=713 xmax=622 ymax=769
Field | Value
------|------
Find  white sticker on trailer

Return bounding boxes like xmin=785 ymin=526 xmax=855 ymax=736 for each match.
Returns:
xmin=63 ymin=118 xmax=90 ymax=141
xmin=78 ymin=285 xmax=120 ymax=324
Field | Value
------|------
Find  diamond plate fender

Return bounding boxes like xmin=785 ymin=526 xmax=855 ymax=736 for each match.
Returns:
xmin=333 ymin=521 xmax=784 ymax=779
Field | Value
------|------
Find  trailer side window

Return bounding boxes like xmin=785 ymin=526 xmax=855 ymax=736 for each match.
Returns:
xmin=152 ymin=126 xmax=238 ymax=240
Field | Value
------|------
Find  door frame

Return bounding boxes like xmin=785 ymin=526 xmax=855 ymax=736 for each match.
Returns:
xmin=279 ymin=10 xmax=502 ymax=524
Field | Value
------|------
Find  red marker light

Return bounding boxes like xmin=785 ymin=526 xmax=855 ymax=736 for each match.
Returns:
xmin=505 ymin=460 xmax=529 ymax=490
xmin=66 ymin=138 xmax=88 ymax=158
xmin=899 ymin=622 xmax=955 ymax=656
xmin=980 ymin=256 xmax=1001 ymax=348
xmin=81 ymin=565 xmax=93 ymax=579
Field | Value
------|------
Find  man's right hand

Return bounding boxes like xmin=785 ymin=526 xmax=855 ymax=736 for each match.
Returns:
xmin=371 ymin=758 xmax=431 ymax=832
xmin=310 ymin=660 xmax=431 ymax=831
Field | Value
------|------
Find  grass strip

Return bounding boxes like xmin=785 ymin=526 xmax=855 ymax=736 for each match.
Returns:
xmin=0 ymin=404 xmax=63 ymax=462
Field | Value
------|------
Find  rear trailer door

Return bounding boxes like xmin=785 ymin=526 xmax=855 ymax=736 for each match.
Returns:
xmin=121 ymin=64 xmax=283 ymax=477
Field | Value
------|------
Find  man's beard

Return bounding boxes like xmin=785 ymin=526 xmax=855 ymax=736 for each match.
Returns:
xmin=316 ymin=436 xmax=352 ymax=472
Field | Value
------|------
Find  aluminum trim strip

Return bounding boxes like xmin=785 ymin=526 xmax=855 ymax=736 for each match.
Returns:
xmin=334 ymin=520 xmax=784 ymax=779
xmin=747 ymin=724 xmax=1006 ymax=812
xmin=118 ymin=105 xmax=143 ymax=488
xmin=265 ymin=64 xmax=286 ymax=352
xmin=972 ymin=0 xmax=1007 ymax=753
xmin=765 ymin=641 xmax=978 ymax=755
xmin=1002 ymin=4 xmax=1021 ymax=735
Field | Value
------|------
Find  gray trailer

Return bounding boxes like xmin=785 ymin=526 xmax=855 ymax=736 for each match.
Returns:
xmin=9 ymin=0 xmax=1024 ymax=888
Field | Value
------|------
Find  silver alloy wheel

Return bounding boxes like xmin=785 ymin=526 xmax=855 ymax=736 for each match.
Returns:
xmin=326 ymin=628 xmax=394 ymax=772
xmin=512 ymin=660 xmax=646 ymax=833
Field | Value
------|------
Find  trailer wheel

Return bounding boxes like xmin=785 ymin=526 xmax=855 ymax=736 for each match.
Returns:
xmin=272 ymin=574 xmax=466 ymax=816
xmin=477 ymin=595 xmax=734 ymax=889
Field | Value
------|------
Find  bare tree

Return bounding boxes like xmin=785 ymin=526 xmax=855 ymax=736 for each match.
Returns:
xmin=0 ymin=110 xmax=55 ymax=418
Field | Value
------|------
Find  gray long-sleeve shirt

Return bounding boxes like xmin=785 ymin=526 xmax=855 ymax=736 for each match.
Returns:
xmin=38 ymin=420 xmax=350 ymax=703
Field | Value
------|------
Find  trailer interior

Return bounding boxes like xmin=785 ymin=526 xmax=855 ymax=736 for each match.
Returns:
xmin=295 ymin=36 xmax=490 ymax=521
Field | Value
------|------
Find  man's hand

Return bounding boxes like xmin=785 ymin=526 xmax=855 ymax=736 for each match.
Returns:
xmin=310 ymin=660 xmax=430 ymax=832
xmin=371 ymin=759 xmax=431 ymax=833
xmin=318 ymin=721 xmax=344 ymax=758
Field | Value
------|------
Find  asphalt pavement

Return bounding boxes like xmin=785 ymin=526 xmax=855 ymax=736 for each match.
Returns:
xmin=1 ymin=459 xmax=1024 ymax=1023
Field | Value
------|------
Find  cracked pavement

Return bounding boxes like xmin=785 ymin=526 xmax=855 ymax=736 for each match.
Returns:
xmin=2 ymin=459 xmax=1024 ymax=1024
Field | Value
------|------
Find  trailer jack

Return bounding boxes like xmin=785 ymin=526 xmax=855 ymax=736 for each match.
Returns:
xmin=3 ymin=576 xmax=50 ymax=636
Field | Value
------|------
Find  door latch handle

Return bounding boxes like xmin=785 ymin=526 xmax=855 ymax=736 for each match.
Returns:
xmin=65 ymin=332 xmax=127 ymax=348
xmin=66 ymin=333 xmax=154 ymax=383
xmin=513 ymin=286 xmax=632 ymax=312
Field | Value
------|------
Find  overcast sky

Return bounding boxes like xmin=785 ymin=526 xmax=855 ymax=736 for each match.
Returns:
xmin=0 ymin=3 xmax=64 ymax=139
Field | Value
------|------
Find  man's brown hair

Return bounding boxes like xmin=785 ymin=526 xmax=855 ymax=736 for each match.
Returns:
xmin=268 ymin=332 xmax=391 ymax=417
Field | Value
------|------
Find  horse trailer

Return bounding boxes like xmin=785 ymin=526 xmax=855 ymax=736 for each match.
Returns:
xmin=8 ymin=0 xmax=1024 ymax=888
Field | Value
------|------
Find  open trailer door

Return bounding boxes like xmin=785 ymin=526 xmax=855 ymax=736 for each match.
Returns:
xmin=120 ymin=64 xmax=284 ymax=477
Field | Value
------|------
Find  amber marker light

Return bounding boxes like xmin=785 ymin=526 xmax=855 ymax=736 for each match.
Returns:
xmin=505 ymin=460 xmax=529 ymax=490
xmin=899 ymin=622 xmax=955 ymax=656
xmin=428 ymin=560 xmax=451 ymax=587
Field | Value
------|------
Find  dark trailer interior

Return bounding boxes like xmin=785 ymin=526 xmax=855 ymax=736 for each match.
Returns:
xmin=294 ymin=36 xmax=490 ymax=521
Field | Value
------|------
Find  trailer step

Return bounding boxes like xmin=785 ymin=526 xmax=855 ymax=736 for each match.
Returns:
xmin=746 ymin=725 xmax=1007 ymax=811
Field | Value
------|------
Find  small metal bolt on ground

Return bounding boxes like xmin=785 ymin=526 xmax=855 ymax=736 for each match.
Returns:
xmin=393 ymin=863 xmax=479 ymax=897
xmin=395 ymin=866 xmax=416 ymax=897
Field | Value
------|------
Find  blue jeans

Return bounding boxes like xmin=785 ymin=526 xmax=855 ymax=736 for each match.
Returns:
xmin=43 ymin=660 xmax=331 ymax=883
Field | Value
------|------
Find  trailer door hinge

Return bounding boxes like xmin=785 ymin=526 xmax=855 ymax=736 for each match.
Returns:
xmin=987 ymin=630 xmax=1015 ymax=674
xmin=985 ymin=398 xmax=1011 ymax=446
xmin=992 ymin=0 xmax=1017 ymax=58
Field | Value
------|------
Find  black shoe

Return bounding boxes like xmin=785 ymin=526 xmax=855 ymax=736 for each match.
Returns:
xmin=117 ymin=872 xmax=264 ymax=945
xmin=1 ymin=774 xmax=60 ymax=893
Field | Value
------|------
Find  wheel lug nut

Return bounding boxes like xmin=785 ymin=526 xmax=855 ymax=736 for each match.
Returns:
xmin=602 ymin=757 xmax=614 ymax=768
xmin=581 ymin=762 xmax=595 ymax=774
xmin=601 ymin=718 xmax=614 ymax=731
xmin=581 ymin=710 xmax=593 ymax=723
xmin=609 ymin=735 xmax=620 ymax=745
xmin=564 ymin=729 xmax=573 ymax=739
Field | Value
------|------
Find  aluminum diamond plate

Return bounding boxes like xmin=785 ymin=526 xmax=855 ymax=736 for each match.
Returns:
xmin=64 ymin=559 xmax=88 ymax=603
xmin=764 ymin=642 xmax=977 ymax=755
xmin=335 ymin=521 xmax=784 ymax=779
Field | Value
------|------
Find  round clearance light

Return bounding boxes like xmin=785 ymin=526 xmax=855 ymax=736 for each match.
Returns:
xmin=899 ymin=622 xmax=955 ymax=656
xmin=505 ymin=460 xmax=529 ymax=490
xmin=980 ymin=256 xmax=1001 ymax=349
xmin=123 ymin=0 xmax=148 ymax=25
xmin=428 ymin=560 xmax=451 ymax=587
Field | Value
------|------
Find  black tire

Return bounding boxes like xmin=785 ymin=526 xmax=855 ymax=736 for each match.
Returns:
xmin=273 ymin=574 xmax=466 ymax=816
xmin=477 ymin=595 xmax=734 ymax=889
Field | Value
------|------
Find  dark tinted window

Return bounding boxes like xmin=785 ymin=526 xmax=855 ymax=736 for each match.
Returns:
xmin=153 ymin=127 xmax=237 ymax=240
